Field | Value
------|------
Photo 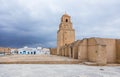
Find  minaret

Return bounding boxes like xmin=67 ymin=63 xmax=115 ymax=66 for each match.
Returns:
xmin=57 ymin=13 xmax=75 ymax=55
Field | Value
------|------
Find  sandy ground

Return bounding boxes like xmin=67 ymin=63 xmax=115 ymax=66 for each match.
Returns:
xmin=0 ymin=55 xmax=78 ymax=61
xmin=0 ymin=55 xmax=80 ymax=64
xmin=0 ymin=64 xmax=120 ymax=77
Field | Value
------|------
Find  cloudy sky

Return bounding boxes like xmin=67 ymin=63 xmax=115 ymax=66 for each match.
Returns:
xmin=0 ymin=0 xmax=120 ymax=48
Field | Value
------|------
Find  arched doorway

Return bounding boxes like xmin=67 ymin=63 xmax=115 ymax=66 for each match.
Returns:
xmin=34 ymin=51 xmax=36 ymax=54
xmin=23 ymin=51 xmax=26 ymax=54
xmin=28 ymin=52 xmax=29 ymax=54
xmin=20 ymin=52 xmax=22 ymax=54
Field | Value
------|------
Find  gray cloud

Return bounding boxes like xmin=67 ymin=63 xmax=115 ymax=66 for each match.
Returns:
xmin=0 ymin=0 xmax=120 ymax=48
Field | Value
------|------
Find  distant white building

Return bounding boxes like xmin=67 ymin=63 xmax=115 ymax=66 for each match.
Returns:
xmin=11 ymin=46 xmax=50 ymax=55
xmin=11 ymin=49 xmax=18 ymax=54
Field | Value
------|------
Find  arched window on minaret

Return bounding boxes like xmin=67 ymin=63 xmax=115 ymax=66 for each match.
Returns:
xmin=66 ymin=19 xmax=68 ymax=22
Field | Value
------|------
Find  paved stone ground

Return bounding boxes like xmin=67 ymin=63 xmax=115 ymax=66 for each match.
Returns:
xmin=0 ymin=64 xmax=120 ymax=77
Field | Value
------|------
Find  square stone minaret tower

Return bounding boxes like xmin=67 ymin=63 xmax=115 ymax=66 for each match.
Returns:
xmin=57 ymin=13 xmax=75 ymax=55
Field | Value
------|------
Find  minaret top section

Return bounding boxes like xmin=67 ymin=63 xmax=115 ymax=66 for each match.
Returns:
xmin=59 ymin=13 xmax=73 ymax=30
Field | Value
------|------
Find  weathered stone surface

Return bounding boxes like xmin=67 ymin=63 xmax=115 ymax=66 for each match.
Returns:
xmin=57 ymin=13 xmax=75 ymax=55
xmin=78 ymin=39 xmax=88 ymax=62
xmin=96 ymin=45 xmax=107 ymax=66
xmin=116 ymin=39 xmax=120 ymax=63
xmin=50 ymin=48 xmax=57 ymax=55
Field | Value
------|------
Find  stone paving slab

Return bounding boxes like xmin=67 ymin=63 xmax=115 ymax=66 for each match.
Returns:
xmin=0 ymin=64 xmax=120 ymax=77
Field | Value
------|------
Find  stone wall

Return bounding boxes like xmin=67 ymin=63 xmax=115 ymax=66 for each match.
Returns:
xmin=50 ymin=48 xmax=57 ymax=55
xmin=68 ymin=43 xmax=73 ymax=58
xmin=72 ymin=40 xmax=81 ymax=59
xmin=55 ymin=37 xmax=119 ymax=65
xmin=88 ymin=38 xmax=97 ymax=62
xmin=102 ymin=39 xmax=116 ymax=63
xmin=116 ymin=40 xmax=120 ymax=63
xmin=78 ymin=39 xmax=88 ymax=62
xmin=62 ymin=47 xmax=65 ymax=56
xmin=0 ymin=47 xmax=11 ymax=55
xmin=64 ymin=45 xmax=69 ymax=57
xmin=96 ymin=45 xmax=107 ymax=65
xmin=87 ymin=38 xmax=116 ymax=63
